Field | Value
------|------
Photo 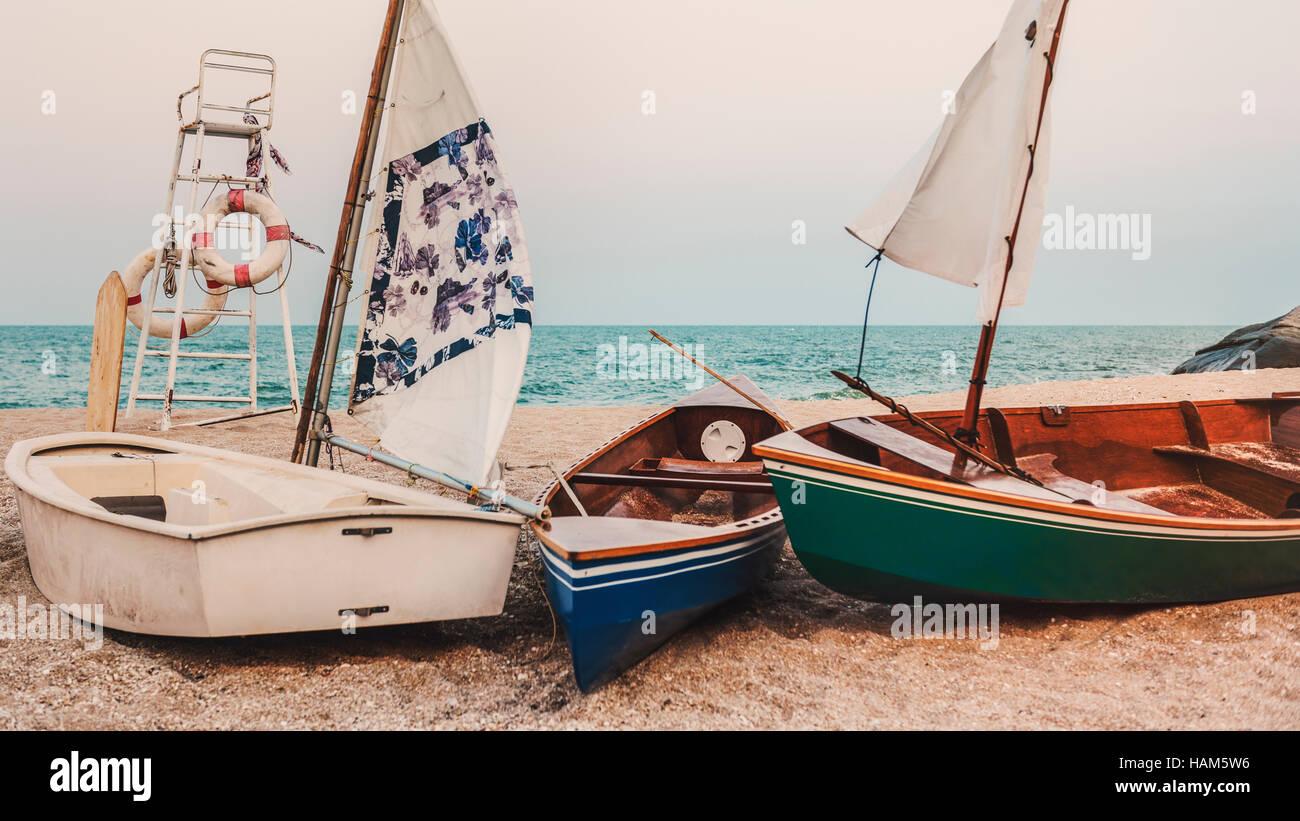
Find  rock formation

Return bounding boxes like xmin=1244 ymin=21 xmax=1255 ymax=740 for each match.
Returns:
xmin=1173 ymin=306 xmax=1300 ymax=373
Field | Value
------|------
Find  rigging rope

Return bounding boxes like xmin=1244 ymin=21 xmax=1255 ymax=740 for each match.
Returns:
xmin=854 ymin=249 xmax=883 ymax=381
xmin=830 ymin=369 xmax=1046 ymax=487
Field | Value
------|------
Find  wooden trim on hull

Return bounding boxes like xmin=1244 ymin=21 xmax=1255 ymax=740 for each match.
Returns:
xmin=533 ymin=516 xmax=786 ymax=564
xmin=761 ymin=463 xmax=1300 ymax=603
xmin=569 ymin=472 xmax=774 ymax=494
xmin=754 ymin=441 xmax=1300 ymax=534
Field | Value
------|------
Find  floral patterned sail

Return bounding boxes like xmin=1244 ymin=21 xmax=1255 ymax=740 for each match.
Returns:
xmin=349 ymin=0 xmax=533 ymax=486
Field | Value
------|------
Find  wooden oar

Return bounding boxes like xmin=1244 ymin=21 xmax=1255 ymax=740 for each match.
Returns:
xmin=648 ymin=329 xmax=792 ymax=431
xmin=87 ymin=271 xmax=127 ymax=433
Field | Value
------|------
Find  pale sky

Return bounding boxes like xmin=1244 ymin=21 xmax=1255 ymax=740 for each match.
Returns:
xmin=2 ymin=0 xmax=1297 ymax=327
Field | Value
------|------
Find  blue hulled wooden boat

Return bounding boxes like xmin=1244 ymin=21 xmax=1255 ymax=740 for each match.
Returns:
xmin=531 ymin=377 xmax=788 ymax=691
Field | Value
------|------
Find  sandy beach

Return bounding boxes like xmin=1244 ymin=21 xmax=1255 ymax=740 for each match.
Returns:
xmin=2 ymin=368 xmax=1299 ymax=730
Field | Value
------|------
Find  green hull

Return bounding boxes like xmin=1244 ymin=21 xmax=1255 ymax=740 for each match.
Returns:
xmin=764 ymin=464 xmax=1300 ymax=604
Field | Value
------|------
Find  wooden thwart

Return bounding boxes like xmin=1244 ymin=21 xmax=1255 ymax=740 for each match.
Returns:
xmin=1155 ymin=442 xmax=1300 ymax=517
xmin=1155 ymin=443 xmax=1300 ymax=487
xmin=629 ymin=457 xmax=765 ymax=477
xmin=570 ymin=471 xmax=774 ymax=495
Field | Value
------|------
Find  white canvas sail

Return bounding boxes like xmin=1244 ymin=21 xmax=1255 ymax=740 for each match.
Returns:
xmin=349 ymin=0 xmax=534 ymax=486
xmin=847 ymin=0 xmax=1068 ymax=323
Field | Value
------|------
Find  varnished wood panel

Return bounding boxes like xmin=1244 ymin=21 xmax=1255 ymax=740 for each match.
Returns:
xmin=87 ymin=272 xmax=126 ymax=433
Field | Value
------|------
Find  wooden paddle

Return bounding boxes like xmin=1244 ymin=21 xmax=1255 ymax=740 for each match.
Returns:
xmin=87 ymin=271 xmax=127 ymax=432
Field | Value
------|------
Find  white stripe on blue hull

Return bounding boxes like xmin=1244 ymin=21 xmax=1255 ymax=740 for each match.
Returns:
xmin=539 ymin=527 xmax=786 ymax=592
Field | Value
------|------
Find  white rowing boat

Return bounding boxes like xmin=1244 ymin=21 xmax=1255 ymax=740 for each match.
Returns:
xmin=6 ymin=433 xmax=521 ymax=636
xmin=6 ymin=0 xmax=545 ymax=637
xmin=6 ymin=433 xmax=522 ymax=639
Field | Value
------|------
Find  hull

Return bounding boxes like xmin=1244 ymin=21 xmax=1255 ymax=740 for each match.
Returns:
xmin=530 ymin=376 xmax=789 ymax=690
xmin=538 ymin=522 xmax=785 ymax=691
xmin=760 ymin=446 xmax=1300 ymax=605
xmin=7 ymin=433 xmax=522 ymax=636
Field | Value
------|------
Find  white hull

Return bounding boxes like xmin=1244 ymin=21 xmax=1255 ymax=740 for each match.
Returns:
xmin=6 ymin=433 xmax=523 ymax=636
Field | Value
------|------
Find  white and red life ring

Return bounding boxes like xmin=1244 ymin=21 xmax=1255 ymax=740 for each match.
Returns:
xmin=122 ymin=248 xmax=229 ymax=338
xmin=191 ymin=189 xmax=291 ymax=288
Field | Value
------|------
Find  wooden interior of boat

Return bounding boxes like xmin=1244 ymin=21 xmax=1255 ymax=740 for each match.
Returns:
xmin=546 ymin=403 xmax=786 ymax=527
xmin=24 ymin=442 xmax=449 ymax=528
xmin=798 ymin=392 xmax=1300 ymax=520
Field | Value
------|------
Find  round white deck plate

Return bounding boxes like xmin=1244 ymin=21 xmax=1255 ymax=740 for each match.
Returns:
xmin=700 ymin=420 xmax=746 ymax=462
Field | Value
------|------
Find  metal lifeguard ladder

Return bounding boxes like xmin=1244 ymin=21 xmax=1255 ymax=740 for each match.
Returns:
xmin=125 ymin=49 xmax=300 ymax=430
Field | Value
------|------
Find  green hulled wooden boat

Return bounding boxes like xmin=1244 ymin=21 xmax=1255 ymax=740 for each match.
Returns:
xmin=753 ymin=0 xmax=1300 ymax=604
xmin=754 ymin=397 xmax=1300 ymax=603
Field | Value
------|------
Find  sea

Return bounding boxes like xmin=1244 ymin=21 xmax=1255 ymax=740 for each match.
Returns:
xmin=0 ymin=325 xmax=1234 ymax=411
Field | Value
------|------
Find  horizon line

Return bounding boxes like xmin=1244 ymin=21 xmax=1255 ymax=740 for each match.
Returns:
xmin=0 ymin=322 xmax=1240 ymax=329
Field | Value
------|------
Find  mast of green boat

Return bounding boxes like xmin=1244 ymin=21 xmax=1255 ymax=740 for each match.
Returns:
xmin=956 ymin=0 xmax=1072 ymax=446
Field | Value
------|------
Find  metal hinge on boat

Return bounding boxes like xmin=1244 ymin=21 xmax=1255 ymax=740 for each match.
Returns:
xmin=1040 ymin=405 xmax=1071 ymax=426
xmin=339 ymin=606 xmax=389 ymax=617
xmin=341 ymin=526 xmax=393 ymax=536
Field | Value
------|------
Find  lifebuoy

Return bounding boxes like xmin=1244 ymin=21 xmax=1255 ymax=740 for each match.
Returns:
xmin=191 ymin=189 xmax=291 ymax=288
xmin=122 ymin=248 xmax=228 ymax=338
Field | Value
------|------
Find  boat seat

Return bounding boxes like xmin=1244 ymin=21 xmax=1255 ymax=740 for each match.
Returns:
xmin=629 ymin=457 xmax=764 ymax=477
xmin=1177 ymin=401 xmax=1210 ymax=449
xmin=571 ymin=470 xmax=772 ymax=494
xmin=1017 ymin=454 xmax=1173 ymax=516
xmin=828 ymin=418 xmax=1068 ymax=503
xmin=200 ymin=463 xmax=370 ymax=518
xmin=1154 ymin=442 xmax=1300 ymax=516
xmin=91 ymin=494 xmax=167 ymax=522
xmin=1154 ymin=442 xmax=1300 ymax=485
xmin=985 ymin=408 xmax=1019 ymax=468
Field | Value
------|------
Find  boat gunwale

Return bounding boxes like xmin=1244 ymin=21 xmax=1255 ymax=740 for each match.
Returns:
xmin=754 ymin=430 xmax=1300 ymax=535
xmin=6 ymin=432 xmax=523 ymax=541
xmin=869 ymin=395 xmax=1297 ymax=422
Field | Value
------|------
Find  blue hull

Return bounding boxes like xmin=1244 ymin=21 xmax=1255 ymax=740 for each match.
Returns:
xmin=539 ymin=524 xmax=786 ymax=691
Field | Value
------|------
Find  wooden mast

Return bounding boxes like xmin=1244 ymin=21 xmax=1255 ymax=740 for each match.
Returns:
xmin=292 ymin=0 xmax=405 ymax=464
xmin=957 ymin=0 xmax=1070 ymax=445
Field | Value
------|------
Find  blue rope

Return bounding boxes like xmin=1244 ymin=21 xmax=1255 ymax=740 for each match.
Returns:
xmin=855 ymin=250 xmax=884 ymax=380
